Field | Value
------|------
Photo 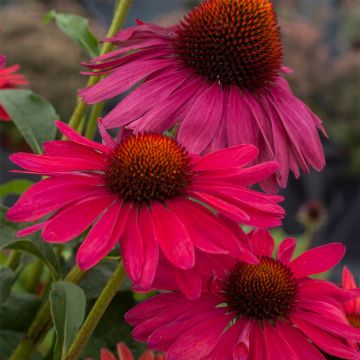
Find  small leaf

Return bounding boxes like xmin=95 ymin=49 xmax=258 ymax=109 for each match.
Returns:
xmin=0 ymin=179 xmax=33 ymax=198
xmin=0 ymin=206 xmax=61 ymax=279
xmin=44 ymin=10 xmax=100 ymax=57
xmin=0 ymin=90 xmax=58 ymax=154
xmin=0 ymin=268 xmax=15 ymax=303
xmin=50 ymin=282 xmax=86 ymax=360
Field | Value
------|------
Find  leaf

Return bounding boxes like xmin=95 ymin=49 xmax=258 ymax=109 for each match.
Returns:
xmin=44 ymin=10 xmax=100 ymax=57
xmin=0 ymin=268 xmax=15 ymax=303
xmin=0 ymin=330 xmax=24 ymax=360
xmin=0 ymin=206 xmax=61 ymax=279
xmin=0 ymin=90 xmax=58 ymax=154
xmin=0 ymin=179 xmax=33 ymax=198
xmin=0 ymin=292 xmax=41 ymax=331
xmin=50 ymin=282 xmax=86 ymax=360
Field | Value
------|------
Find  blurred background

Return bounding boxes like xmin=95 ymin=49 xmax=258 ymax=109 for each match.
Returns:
xmin=0 ymin=0 xmax=359 ymax=289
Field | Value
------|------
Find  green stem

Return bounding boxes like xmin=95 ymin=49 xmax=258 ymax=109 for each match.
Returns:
xmin=9 ymin=266 xmax=85 ymax=360
xmin=5 ymin=251 xmax=22 ymax=271
xmin=84 ymin=102 xmax=105 ymax=139
xmin=63 ymin=0 xmax=133 ymax=138
xmin=63 ymin=261 xmax=126 ymax=360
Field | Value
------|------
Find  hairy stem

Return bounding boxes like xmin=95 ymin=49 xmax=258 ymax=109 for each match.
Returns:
xmin=63 ymin=0 xmax=133 ymax=138
xmin=63 ymin=261 xmax=126 ymax=360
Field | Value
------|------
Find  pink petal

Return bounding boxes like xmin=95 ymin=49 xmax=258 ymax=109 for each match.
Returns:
xmin=342 ymin=266 xmax=359 ymax=313
xmin=120 ymin=206 xmax=145 ymax=283
xmin=98 ymin=118 xmax=115 ymax=148
xmin=277 ymin=238 xmax=297 ymax=264
xmin=7 ymin=175 xmax=106 ymax=222
xmin=248 ymin=324 xmax=268 ymax=360
xmin=135 ymin=207 xmax=159 ymax=289
xmin=10 ymin=153 xmax=105 ymax=173
xmin=192 ymin=144 xmax=259 ymax=171
xmin=174 ymin=267 xmax=202 ymax=300
xmin=76 ymin=201 xmax=124 ymax=270
xmin=178 ymin=82 xmax=224 ymax=154
xmin=151 ymin=203 xmax=195 ymax=270
xmin=100 ymin=349 xmax=117 ymax=360
xmin=293 ymin=309 xmax=360 ymax=342
xmin=167 ymin=313 xmax=232 ymax=360
xmin=55 ymin=121 xmax=110 ymax=153
xmin=292 ymin=315 xmax=360 ymax=359
xmin=275 ymin=322 xmax=325 ymax=360
xmin=289 ymin=243 xmax=345 ymax=278
xmin=116 ymin=343 xmax=134 ymax=360
xmin=16 ymin=222 xmax=47 ymax=237
xmin=42 ymin=195 xmax=116 ymax=243
xmin=249 ymin=228 xmax=275 ymax=257
xmin=80 ymin=59 xmax=172 ymax=104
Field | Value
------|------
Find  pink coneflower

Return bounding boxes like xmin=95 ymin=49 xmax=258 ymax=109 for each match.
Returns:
xmin=0 ymin=54 xmax=28 ymax=121
xmin=342 ymin=266 xmax=360 ymax=331
xmin=126 ymin=230 xmax=360 ymax=359
xmin=7 ymin=120 xmax=283 ymax=293
xmin=89 ymin=342 xmax=164 ymax=360
xmin=80 ymin=0 xmax=326 ymax=191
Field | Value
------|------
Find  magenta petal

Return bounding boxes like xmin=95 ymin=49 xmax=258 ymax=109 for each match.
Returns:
xmin=121 ymin=206 xmax=145 ymax=283
xmin=275 ymin=322 xmax=325 ymax=360
xmin=6 ymin=175 xmax=106 ymax=222
xmin=10 ymin=153 xmax=105 ymax=173
xmin=249 ymin=228 xmax=275 ymax=257
xmin=42 ymin=194 xmax=116 ymax=242
xmin=135 ymin=207 xmax=159 ymax=289
xmin=76 ymin=201 xmax=124 ymax=270
xmin=151 ymin=203 xmax=195 ymax=270
xmin=292 ymin=316 xmax=360 ymax=359
xmin=55 ymin=121 xmax=110 ymax=153
xmin=277 ymin=237 xmax=296 ymax=264
xmin=178 ymin=82 xmax=223 ymax=154
xmin=98 ymin=118 xmax=115 ymax=148
xmin=16 ymin=222 xmax=47 ymax=237
xmin=249 ymin=324 xmax=268 ymax=360
xmin=192 ymin=144 xmax=258 ymax=171
xmin=289 ymin=243 xmax=345 ymax=278
xmin=293 ymin=309 xmax=360 ymax=342
xmin=167 ymin=312 xmax=231 ymax=360
xmin=174 ymin=267 xmax=202 ymax=300
xmin=342 ymin=266 xmax=359 ymax=313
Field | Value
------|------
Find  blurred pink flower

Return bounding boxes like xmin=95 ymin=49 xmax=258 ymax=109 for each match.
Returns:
xmin=0 ymin=54 xmax=28 ymax=121
xmin=342 ymin=266 xmax=360 ymax=330
xmin=93 ymin=342 xmax=164 ymax=360
xmin=127 ymin=231 xmax=360 ymax=359
xmin=80 ymin=0 xmax=326 ymax=192
xmin=7 ymin=120 xmax=283 ymax=297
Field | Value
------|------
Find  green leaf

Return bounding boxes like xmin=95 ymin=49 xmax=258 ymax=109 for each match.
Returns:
xmin=0 ymin=268 xmax=15 ymax=303
xmin=50 ymin=282 xmax=86 ymax=360
xmin=0 ymin=90 xmax=58 ymax=154
xmin=0 ymin=179 xmax=33 ymax=198
xmin=0 ymin=206 xmax=61 ymax=279
xmin=44 ymin=10 xmax=100 ymax=57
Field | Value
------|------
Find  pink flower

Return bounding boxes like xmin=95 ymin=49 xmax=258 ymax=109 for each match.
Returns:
xmin=79 ymin=0 xmax=326 ymax=192
xmin=342 ymin=267 xmax=360 ymax=331
xmin=126 ymin=230 xmax=360 ymax=359
xmin=7 ymin=120 xmax=283 ymax=294
xmin=0 ymin=54 xmax=29 ymax=121
xmin=90 ymin=342 xmax=164 ymax=360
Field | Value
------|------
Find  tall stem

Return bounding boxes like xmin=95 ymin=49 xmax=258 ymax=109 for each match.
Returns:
xmin=63 ymin=0 xmax=133 ymax=138
xmin=9 ymin=266 xmax=85 ymax=360
xmin=63 ymin=261 xmax=126 ymax=360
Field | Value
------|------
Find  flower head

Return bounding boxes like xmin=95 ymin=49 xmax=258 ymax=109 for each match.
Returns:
xmin=80 ymin=0 xmax=326 ymax=191
xmin=126 ymin=231 xmax=360 ymax=359
xmin=0 ymin=54 xmax=28 ymax=121
xmin=7 ymin=120 xmax=283 ymax=296
xmin=89 ymin=342 xmax=164 ymax=360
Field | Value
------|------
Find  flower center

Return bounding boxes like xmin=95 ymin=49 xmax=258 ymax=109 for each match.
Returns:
xmin=347 ymin=312 xmax=360 ymax=330
xmin=105 ymin=134 xmax=192 ymax=205
xmin=222 ymin=257 xmax=297 ymax=320
xmin=174 ymin=0 xmax=282 ymax=89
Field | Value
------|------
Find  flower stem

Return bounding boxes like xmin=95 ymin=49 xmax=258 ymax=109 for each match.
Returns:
xmin=5 ymin=250 xmax=22 ymax=270
xmin=9 ymin=266 xmax=85 ymax=360
xmin=63 ymin=261 xmax=126 ymax=360
xmin=63 ymin=0 xmax=133 ymax=138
